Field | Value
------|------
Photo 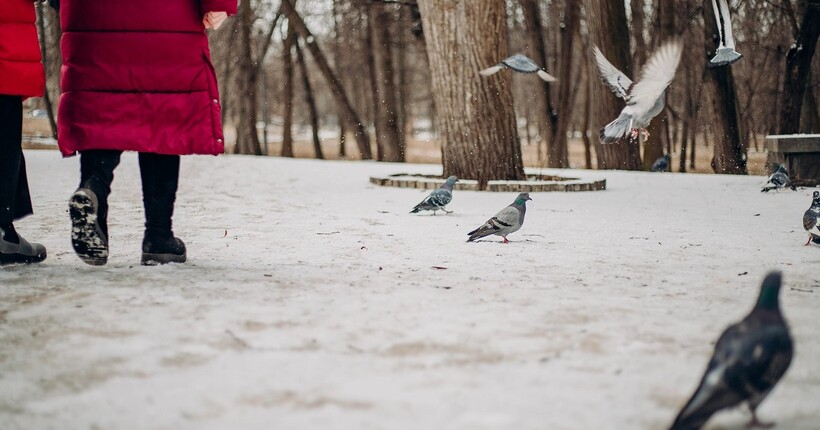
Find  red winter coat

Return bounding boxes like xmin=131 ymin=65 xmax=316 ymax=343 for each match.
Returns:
xmin=0 ymin=0 xmax=45 ymax=98
xmin=57 ymin=0 xmax=237 ymax=157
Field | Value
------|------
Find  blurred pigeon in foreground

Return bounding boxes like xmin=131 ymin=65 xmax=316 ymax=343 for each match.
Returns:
xmin=594 ymin=39 xmax=683 ymax=144
xmin=709 ymin=0 xmax=743 ymax=67
xmin=411 ymin=176 xmax=458 ymax=215
xmin=651 ymin=154 xmax=671 ymax=172
xmin=467 ymin=193 xmax=531 ymax=243
xmin=761 ymin=164 xmax=795 ymax=192
xmin=670 ymin=271 xmax=793 ymax=430
xmin=479 ymin=54 xmax=557 ymax=82
xmin=803 ymin=191 xmax=820 ymax=245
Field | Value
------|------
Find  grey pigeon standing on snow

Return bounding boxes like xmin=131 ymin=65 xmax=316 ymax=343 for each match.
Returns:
xmin=803 ymin=191 xmax=820 ymax=245
xmin=479 ymin=54 xmax=557 ymax=82
xmin=670 ymin=271 xmax=793 ymax=430
xmin=651 ymin=154 xmax=671 ymax=172
xmin=709 ymin=0 xmax=743 ymax=67
xmin=467 ymin=193 xmax=531 ymax=243
xmin=593 ymin=39 xmax=683 ymax=144
xmin=761 ymin=164 xmax=795 ymax=192
xmin=410 ymin=176 xmax=458 ymax=214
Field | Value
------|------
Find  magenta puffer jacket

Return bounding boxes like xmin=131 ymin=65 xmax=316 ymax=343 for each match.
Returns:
xmin=57 ymin=0 xmax=237 ymax=156
xmin=0 ymin=0 xmax=45 ymax=98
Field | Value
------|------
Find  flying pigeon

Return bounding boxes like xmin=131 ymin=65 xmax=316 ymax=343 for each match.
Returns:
xmin=479 ymin=54 xmax=557 ymax=82
xmin=709 ymin=0 xmax=743 ymax=67
xmin=761 ymin=164 xmax=795 ymax=192
xmin=467 ymin=193 xmax=531 ymax=243
xmin=593 ymin=39 xmax=683 ymax=144
xmin=410 ymin=176 xmax=458 ymax=215
xmin=803 ymin=191 xmax=820 ymax=246
xmin=651 ymin=154 xmax=671 ymax=172
xmin=670 ymin=271 xmax=793 ymax=430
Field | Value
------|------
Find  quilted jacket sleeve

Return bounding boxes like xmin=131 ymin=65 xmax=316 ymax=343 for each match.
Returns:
xmin=200 ymin=0 xmax=237 ymax=16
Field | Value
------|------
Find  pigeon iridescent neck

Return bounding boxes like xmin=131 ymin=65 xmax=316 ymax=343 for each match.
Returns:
xmin=755 ymin=272 xmax=782 ymax=311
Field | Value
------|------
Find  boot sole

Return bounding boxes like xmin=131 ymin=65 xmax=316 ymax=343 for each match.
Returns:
xmin=0 ymin=249 xmax=47 ymax=265
xmin=69 ymin=190 xmax=108 ymax=266
xmin=141 ymin=251 xmax=187 ymax=266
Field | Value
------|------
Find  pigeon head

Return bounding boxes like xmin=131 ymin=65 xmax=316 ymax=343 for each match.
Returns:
xmin=777 ymin=164 xmax=788 ymax=174
xmin=441 ymin=175 xmax=458 ymax=190
xmin=755 ymin=271 xmax=782 ymax=311
xmin=812 ymin=191 xmax=820 ymax=205
xmin=514 ymin=192 xmax=532 ymax=206
xmin=445 ymin=176 xmax=458 ymax=185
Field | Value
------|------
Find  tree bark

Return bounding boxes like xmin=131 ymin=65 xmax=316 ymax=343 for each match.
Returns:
xmin=779 ymin=0 xmax=820 ymax=133
xmin=549 ymin=0 xmax=580 ymax=168
xmin=643 ymin=0 xmax=675 ymax=170
xmin=294 ymin=39 xmax=324 ymax=160
xmin=417 ymin=0 xmax=524 ymax=187
xmin=280 ymin=0 xmax=372 ymax=159
xmin=368 ymin=3 xmax=404 ymax=162
xmin=233 ymin=0 xmax=262 ymax=155
xmin=586 ymin=0 xmax=640 ymax=170
xmin=281 ymin=25 xmax=295 ymax=158
xmin=518 ymin=0 xmax=557 ymax=166
xmin=703 ymin=0 xmax=746 ymax=174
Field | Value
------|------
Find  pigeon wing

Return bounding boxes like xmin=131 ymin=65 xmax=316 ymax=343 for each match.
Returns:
xmin=479 ymin=64 xmax=505 ymax=77
xmin=626 ymin=40 xmax=683 ymax=114
xmin=593 ymin=45 xmax=633 ymax=100
xmin=805 ymin=210 xmax=820 ymax=234
xmin=502 ymin=54 xmax=540 ymax=73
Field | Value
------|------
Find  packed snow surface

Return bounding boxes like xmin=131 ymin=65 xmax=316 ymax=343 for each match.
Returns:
xmin=1 ymin=151 xmax=819 ymax=430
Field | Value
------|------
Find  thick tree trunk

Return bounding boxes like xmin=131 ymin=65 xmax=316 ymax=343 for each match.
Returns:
xmin=280 ymin=0 xmax=372 ymax=159
xmin=281 ymin=26 xmax=295 ymax=158
xmin=417 ymin=0 xmax=524 ymax=188
xmin=779 ymin=0 xmax=820 ymax=134
xmin=234 ymin=0 xmax=262 ymax=155
xmin=703 ymin=0 xmax=746 ymax=174
xmin=586 ymin=0 xmax=640 ymax=170
xmin=548 ymin=0 xmax=580 ymax=168
xmin=294 ymin=39 xmax=324 ymax=160
xmin=518 ymin=0 xmax=557 ymax=166
xmin=367 ymin=3 xmax=404 ymax=162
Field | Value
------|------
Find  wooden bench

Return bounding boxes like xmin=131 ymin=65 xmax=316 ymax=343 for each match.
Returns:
xmin=765 ymin=134 xmax=820 ymax=187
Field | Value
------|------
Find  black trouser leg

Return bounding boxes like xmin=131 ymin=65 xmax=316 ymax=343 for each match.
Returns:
xmin=79 ymin=149 xmax=122 ymax=238
xmin=139 ymin=152 xmax=180 ymax=237
xmin=0 ymin=95 xmax=33 ymax=228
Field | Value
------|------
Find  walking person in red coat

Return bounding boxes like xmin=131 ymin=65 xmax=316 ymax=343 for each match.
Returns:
xmin=0 ymin=0 xmax=48 ymax=265
xmin=55 ymin=0 xmax=236 ymax=266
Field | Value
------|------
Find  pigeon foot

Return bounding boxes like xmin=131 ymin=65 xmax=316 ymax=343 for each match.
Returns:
xmin=629 ymin=128 xmax=640 ymax=139
xmin=444 ymin=209 xmax=453 ymax=214
xmin=641 ymin=128 xmax=650 ymax=140
xmin=502 ymin=237 xmax=509 ymax=244
xmin=747 ymin=412 xmax=775 ymax=429
xmin=806 ymin=237 xmax=813 ymax=246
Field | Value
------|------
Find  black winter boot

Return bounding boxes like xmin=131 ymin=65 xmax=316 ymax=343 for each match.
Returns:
xmin=139 ymin=152 xmax=185 ymax=265
xmin=70 ymin=150 xmax=120 ymax=266
xmin=0 ymin=224 xmax=46 ymax=265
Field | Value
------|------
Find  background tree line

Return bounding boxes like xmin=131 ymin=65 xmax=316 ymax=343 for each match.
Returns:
xmin=32 ymin=0 xmax=820 ymax=181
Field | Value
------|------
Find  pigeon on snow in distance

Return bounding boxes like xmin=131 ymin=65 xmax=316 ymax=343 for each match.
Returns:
xmin=467 ymin=193 xmax=531 ymax=243
xmin=761 ymin=164 xmax=795 ymax=192
xmin=479 ymin=53 xmax=557 ymax=82
xmin=410 ymin=176 xmax=458 ymax=215
xmin=709 ymin=0 xmax=743 ymax=67
xmin=803 ymin=191 xmax=820 ymax=246
xmin=651 ymin=154 xmax=671 ymax=172
xmin=670 ymin=271 xmax=793 ymax=430
xmin=593 ymin=39 xmax=683 ymax=144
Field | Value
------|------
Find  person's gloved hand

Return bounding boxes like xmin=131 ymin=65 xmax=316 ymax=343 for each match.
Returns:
xmin=203 ymin=11 xmax=228 ymax=30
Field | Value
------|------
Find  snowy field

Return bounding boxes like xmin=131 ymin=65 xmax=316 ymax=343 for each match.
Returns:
xmin=1 ymin=150 xmax=819 ymax=430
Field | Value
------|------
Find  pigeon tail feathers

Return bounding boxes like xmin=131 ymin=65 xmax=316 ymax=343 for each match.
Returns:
xmin=709 ymin=48 xmax=742 ymax=68
xmin=600 ymin=113 xmax=633 ymax=144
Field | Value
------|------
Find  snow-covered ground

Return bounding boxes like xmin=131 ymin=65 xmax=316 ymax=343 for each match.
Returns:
xmin=1 ymin=151 xmax=818 ymax=430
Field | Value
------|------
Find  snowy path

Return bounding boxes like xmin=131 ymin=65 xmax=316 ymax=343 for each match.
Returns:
xmin=1 ymin=151 xmax=819 ymax=430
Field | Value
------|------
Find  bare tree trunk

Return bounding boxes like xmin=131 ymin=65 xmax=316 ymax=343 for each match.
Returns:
xmin=417 ymin=0 xmax=524 ymax=187
xmin=779 ymin=0 xmax=820 ymax=133
xmin=549 ymin=0 xmax=580 ymax=168
xmin=294 ymin=39 xmax=324 ymax=160
xmin=582 ymin=52 xmax=593 ymax=170
xmin=280 ymin=0 xmax=372 ymax=159
xmin=234 ymin=0 xmax=262 ymax=155
xmin=586 ymin=0 xmax=640 ymax=170
xmin=367 ymin=3 xmax=404 ymax=161
xmin=331 ymin=0 xmax=346 ymax=158
xmin=396 ymin=4 xmax=411 ymax=154
xmin=703 ymin=0 xmax=746 ymax=174
xmin=519 ymin=0 xmax=557 ymax=165
xmin=630 ymin=0 xmax=647 ymax=70
xmin=35 ymin=3 xmax=57 ymax=139
xmin=281 ymin=25 xmax=295 ymax=158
